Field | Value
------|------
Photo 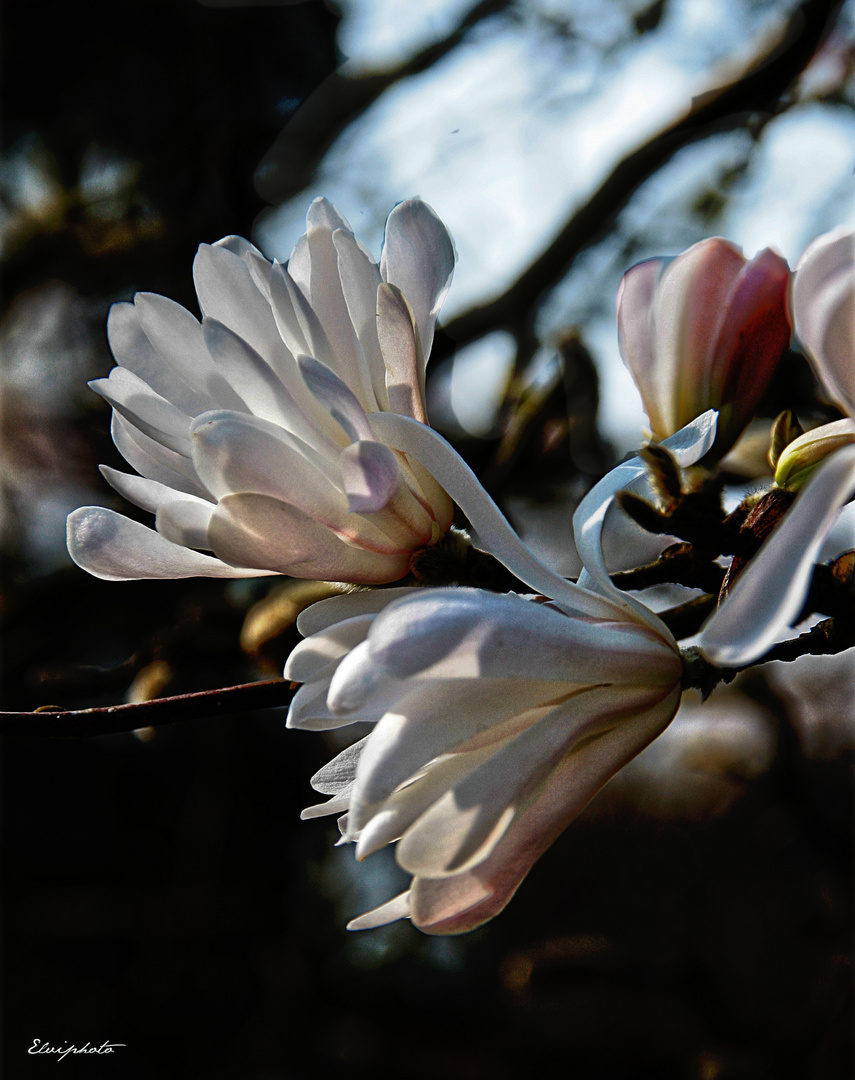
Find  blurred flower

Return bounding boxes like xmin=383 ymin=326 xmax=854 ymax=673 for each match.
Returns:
xmin=67 ymin=198 xmax=455 ymax=583
xmin=776 ymin=227 xmax=855 ymax=489
xmin=617 ymin=238 xmax=791 ymax=457
xmin=285 ymin=412 xmax=719 ymax=934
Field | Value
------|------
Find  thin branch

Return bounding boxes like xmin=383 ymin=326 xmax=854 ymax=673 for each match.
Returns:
xmin=438 ymin=0 xmax=844 ymax=357
xmin=0 ymin=678 xmax=296 ymax=739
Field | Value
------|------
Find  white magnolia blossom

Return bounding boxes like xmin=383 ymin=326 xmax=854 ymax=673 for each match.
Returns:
xmin=285 ymin=412 xmax=720 ymax=934
xmin=776 ymin=228 xmax=855 ymax=488
xmin=67 ymin=198 xmax=455 ymax=584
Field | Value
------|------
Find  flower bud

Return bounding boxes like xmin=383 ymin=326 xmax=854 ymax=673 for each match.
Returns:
xmin=774 ymin=418 xmax=855 ymax=490
xmin=617 ymin=238 xmax=791 ymax=457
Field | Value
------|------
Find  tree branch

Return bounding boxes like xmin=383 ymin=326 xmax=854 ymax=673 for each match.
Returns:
xmin=255 ymin=0 xmax=511 ymax=205
xmin=438 ymin=0 xmax=844 ymax=356
xmin=0 ymin=678 xmax=296 ymax=738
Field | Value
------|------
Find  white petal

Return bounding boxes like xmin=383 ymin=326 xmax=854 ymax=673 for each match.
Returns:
xmin=380 ymin=199 xmax=455 ymax=359
xmin=377 ymin=282 xmax=427 ymax=422
xmin=309 ymin=735 xmax=370 ymax=794
xmin=368 ymin=412 xmax=624 ymax=620
xmin=300 ymin=791 xmax=353 ymax=820
xmin=110 ymin=413 xmax=208 ymax=498
xmin=299 ymin=210 xmax=372 ymax=407
xmin=573 ymin=411 xmax=718 ymax=630
xmin=616 ymin=258 xmax=669 ymax=435
xmin=155 ymin=498 xmax=215 ymax=549
xmin=67 ymin=506 xmax=269 ymax=580
xmin=133 ymin=293 xmax=226 ymax=413
xmin=190 ymin=409 xmax=344 ymax=516
xmin=284 ymin=614 xmax=376 ymax=684
xmin=396 ymin=685 xmax=663 ymax=878
xmin=356 ymin=588 xmax=680 ymax=686
xmin=346 ymin=890 xmax=411 ymax=931
xmin=295 ymin=587 xmax=421 ymax=636
xmin=793 ymin=227 xmax=855 ymax=414
xmin=333 ymin=226 xmax=386 ymax=410
xmin=90 ymin=368 xmax=193 ymax=456
xmin=408 ymin=687 xmax=680 ymax=935
xmin=107 ymin=301 xmax=205 ymax=417
xmin=207 ymin=492 xmax=410 ymax=583
xmin=99 ymin=466 xmax=200 ymax=516
xmin=338 ymin=440 xmax=400 ymax=513
xmin=193 ymin=241 xmax=286 ymax=366
xmin=298 ymin=354 xmax=373 ymax=443
xmin=698 ymin=444 xmax=855 ymax=666
xmin=202 ymin=319 xmax=315 ymax=438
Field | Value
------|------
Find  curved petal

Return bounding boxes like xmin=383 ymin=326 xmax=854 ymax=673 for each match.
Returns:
xmin=338 ymin=440 xmax=400 ymax=513
xmin=348 ymin=588 xmax=680 ymax=687
xmin=407 ymin=686 xmax=680 ymax=934
xmin=90 ymin=368 xmax=193 ymax=456
xmin=99 ymin=465 xmax=213 ymax=517
xmin=652 ymin=238 xmax=744 ymax=432
xmin=107 ymin=301 xmax=210 ymax=417
xmin=573 ymin=410 xmax=718 ymax=631
xmin=207 ymin=492 xmax=410 ymax=583
xmin=396 ymin=684 xmax=665 ymax=878
xmin=110 ymin=413 xmax=208 ymax=498
xmin=295 ymin=586 xmax=421 ymax=636
xmin=347 ymin=891 xmax=411 ymax=932
xmin=67 ymin=506 xmax=269 ymax=580
xmin=616 ymin=257 xmax=669 ymax=435
xmin=713 ymin=248 xmax=791 ymax=437
xmin=380 ymin=199 xmax=455 ymax=360
xmin=368 ymin=412 xmax=624 ymax=621
xmin=793 ymin=227 xmax=855 ymax=414
xmin=333 ymin=226 xmax=386 ymax=410
xmin=377 ymin=282 xmax=427 ymax=422
xmin=298 ymin=354 xmax=373 ymax=444
xmin=699 ymin=444 xmax=855 ymax=666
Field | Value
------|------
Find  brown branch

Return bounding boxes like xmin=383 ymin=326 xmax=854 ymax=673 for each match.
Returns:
xmin=255 ymin=0 xmax=511 ymax=205
xmin=438 ymin=0 xmax=845 ymax=357
xmin=0 ymin=678 xmax=296 ymax=739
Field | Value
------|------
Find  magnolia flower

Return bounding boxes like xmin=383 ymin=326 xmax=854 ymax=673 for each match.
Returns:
xmin=284 ymin=412 xmax=718 ymax=934
xmin=67 ymin=198 xmax=455 ymax=584
xmin=617 ymin=238 xmax=791 ymax=457
xmin=776 ymin=228 xmax=855 ymax=489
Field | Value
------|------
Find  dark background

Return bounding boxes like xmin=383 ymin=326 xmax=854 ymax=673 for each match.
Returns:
xmin=1 ymin=1 xmax=852 ymax=1077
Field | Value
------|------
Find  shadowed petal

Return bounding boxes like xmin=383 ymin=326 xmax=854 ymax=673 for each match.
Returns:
xmin=380 ymin=199 xmax=455 ymax=359
xmin=699 ymin=444 xmax=855 ymax=666
xmin=67 ymin=506 xmax=270 ymax=580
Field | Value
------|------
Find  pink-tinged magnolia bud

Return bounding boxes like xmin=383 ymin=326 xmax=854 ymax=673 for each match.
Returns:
xmin=617 ymin=238 xmax=792 ymax=457
xmin=792 ymin=227 xmax=855 ymax=416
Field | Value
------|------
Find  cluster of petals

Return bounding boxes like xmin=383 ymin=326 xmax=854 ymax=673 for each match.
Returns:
xmin=66 ymin=198 xmax=455 ymax=585
xmin=617 ymin=237 xmax=791 ymax=457
xmin=288 ymin=408 xmax=855 ymax=934
xmin=776 ymin=227 xmax=855 ymax=489
xmin=283 ymin=413 xmax=724 ymax=934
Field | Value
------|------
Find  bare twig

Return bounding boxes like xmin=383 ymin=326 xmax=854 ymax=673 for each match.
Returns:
xmin=0 ymin=678 xmax=296 ymax=738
